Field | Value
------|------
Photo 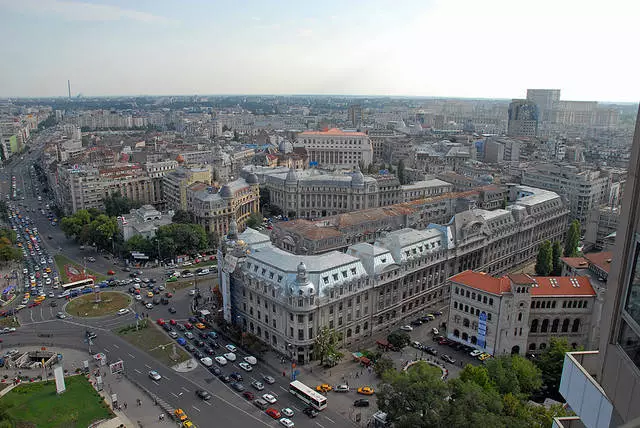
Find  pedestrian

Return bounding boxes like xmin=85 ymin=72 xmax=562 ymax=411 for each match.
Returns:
xmin=123 ymin=402 xmax=127 ymax=409
xmin=282 ymin=371 xmax=286 ymax=377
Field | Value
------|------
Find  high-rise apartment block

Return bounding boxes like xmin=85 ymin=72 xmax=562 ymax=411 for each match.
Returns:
xmin=527 ymin=89 xmax=561 ymax=123
xmin=348 ymin=104 xmax=363 ymax=127
xmin=507 ymin=99 xmax=539 ymax=137
xmin=555 ymin=106 xmax=640 ymax=428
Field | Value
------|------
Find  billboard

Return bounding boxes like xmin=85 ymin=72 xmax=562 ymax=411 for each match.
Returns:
xmin=54 ymin=366 xmax=66 ymax=394
xmin=109 ymin=360 xmax=124 ymax=374
xmin=477 ymin=312 xmax=487 ymax=348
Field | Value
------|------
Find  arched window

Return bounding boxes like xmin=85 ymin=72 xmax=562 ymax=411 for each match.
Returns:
xmin=551 ymin=319 xmax=559 ymax=333
xmin=463 ymin=318 xmax=470 ymax=327
xmin=530 ymin=319 xmax=539 ymax=333
xmin=363 ymin=322 xmax=368 ymax=330
xmin=572 ymin=319 xmax=580 ymax=333
xmin=355 ymin=325 xmax=360 ymax=334
xmin=462 ymin=332 xmax=469 ymax=341
xmin=470 ymin=336 xmax=477 ymax=344
xmin=518 ymin=312 xmax=523 ymax=322
xmin=562 ymin=319 xmax=570 ymax=333
xmin=541 ymin=319 xmax=549 ymax=333
xmin=453 ymin=329 xmax=460 ymax=338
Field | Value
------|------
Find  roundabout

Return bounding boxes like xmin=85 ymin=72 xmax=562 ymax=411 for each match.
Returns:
xmin=64 ymin=291 xmax=132 ymax=318
xmin=403 ymin=359 xmax=450 ymax=380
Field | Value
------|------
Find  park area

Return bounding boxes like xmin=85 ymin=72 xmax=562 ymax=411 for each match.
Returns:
xmin=66 ymin=292 xmax=131 ymax=317
xmin=54 ymin=254 xmax=106 ymax=284
xmin=1 ymin=375 xmax=114 ymax=428
xmin=117 ymin=320 xmax=190 ymax=367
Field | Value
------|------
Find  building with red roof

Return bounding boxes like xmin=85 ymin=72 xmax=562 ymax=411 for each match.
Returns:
xmin=448 ymin=270 xmax=596 ymax=356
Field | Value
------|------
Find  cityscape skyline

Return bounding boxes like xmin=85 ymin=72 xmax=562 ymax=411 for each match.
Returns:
xmin=0 ymin=0 xmax=638 ymax=102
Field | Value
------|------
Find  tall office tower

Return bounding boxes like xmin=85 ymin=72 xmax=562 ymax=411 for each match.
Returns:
xmin=507 ymin=99 xmax=539 ymax=137
xmin=557 ymin=106 xmax=640 ymax=428
xmin=348 ymin=104 xmax=363 ymax=127
xmin=527 ymin=89 xmax=560 ymax=122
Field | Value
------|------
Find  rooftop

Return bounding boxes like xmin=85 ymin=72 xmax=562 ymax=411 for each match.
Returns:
xmin=530 ymin=276 xmax=596 ymax=297
xmin=560 ymin=257 xmax=590 ymax=269
xmin=299 ymin=128 xmax=367 ymax=137
xmin=449 ymin=270 xmax=511 ymax=295
xmin=583 ymin=252 xmax=614 ymax=274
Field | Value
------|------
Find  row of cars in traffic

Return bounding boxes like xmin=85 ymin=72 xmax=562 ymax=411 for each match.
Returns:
xmin=314 ymin=383 xmax=375 ymax=408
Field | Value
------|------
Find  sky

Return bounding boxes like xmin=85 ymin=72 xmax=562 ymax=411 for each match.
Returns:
xmin=0 ymin=0 xmax=638 ymax=101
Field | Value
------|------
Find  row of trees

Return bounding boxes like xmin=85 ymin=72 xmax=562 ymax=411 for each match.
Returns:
xmin=60 ymin=209 xmax=119 ymax=251
xmin=125 ymin=223 xmax=210 ymax=259
xmin=377 ymin=340 xmax=574 ymax=428
xmin=535 ymin=220 xmax=581 ymax=276
xmin=0 ymin=228 xmax=21 ymax=264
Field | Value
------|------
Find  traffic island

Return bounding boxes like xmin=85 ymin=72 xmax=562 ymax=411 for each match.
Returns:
xmin=116 ymin=321 xmax=190 ymax=367
xmin=65 ymin=292 xmax=131 ymax=317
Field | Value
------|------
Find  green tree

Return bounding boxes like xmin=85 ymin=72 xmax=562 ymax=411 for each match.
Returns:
xmin=534 ymin=338 xmax=577 ymax=398
xmin=484 ymin=355 xmax=542 ymax=397
xmin=373 ymin=356 xmax=395 ymax=378
xmin=207 ymin=232 xmax=220 ymax=250
xmin=126 ymin=235 xmax=153 ymax=254
xmin=377 ymin=362 xmax=450 ymax=428
xmin=387 ymin=331 xmax=411 ymax=349
xmin=535 ymin=240 xmax=553 ymax=276
xmin=313 ymin=326 xmax=341 ymax=365
xmin=103 ymin=191 xmax=141 ymax=217
xmin=445 ymin=379 xmax=506 ymax=428
xmin=171 ymin=210 xmax=192 ymax=224
xmin=564 ymin=220 xmax=581 ymax=257
xmin=397 ymin=159 xmax=408 ymax=185
xmin=552 ymin=241 xmax=563 ymax=276
xmin=88 ymin=214 xmax=118 ymax=249
xmin=246 ymin=212 xmax=263 ymax=229
xmin=156 ymin=223 xmax=208 ymax=255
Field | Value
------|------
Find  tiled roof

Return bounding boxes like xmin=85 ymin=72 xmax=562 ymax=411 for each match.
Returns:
xmin=529 ymin=276 xmax=596 ymax=297
xmin=299 ymin=128 xmax=367 ymax=137
xmin=508 ymin=273 xmax=535 ymax=285
xmin=449 ymin=270 xmax=511 ymax=295
xmin=560 ymin=257 xmax=589 ymax=269
xmin=583 ymin=252 xmax=613 ymax=274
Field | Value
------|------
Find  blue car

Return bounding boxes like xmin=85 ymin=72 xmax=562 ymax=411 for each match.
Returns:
xmin=207 ymin=331 xmax=218 ymax=339
xmin=177 ymin=337 xmax=187 ymax=346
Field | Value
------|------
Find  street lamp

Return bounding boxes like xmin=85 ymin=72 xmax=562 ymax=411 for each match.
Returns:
xmin=286 ymin=343 xmax=295 ymax=381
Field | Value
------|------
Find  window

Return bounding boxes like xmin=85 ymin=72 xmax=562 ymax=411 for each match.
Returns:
xmin=518 ymin=312 xmax=522 ymax=322
xmin=530 ymin=319 xmax=538 ymax=333
xmin=308 ymin=313 xmax=313 ymax=322
xmin=298 ymin=329 xmax=304 ymax=340
xmin=541 ymin=319 xmax=549 ymax=333
xmin=289 ymin=313 xmax=293 ymax=321
xmin=309 ymin=327 xmax=313 ymax=338
xmin=338 ymin=316 xmax=343 ymax=326
xmin=329 ymin=320 xmax=334 ymax=329
xmin=297 ymin=314 xmax=304 ymax=323
xmin=489 ymin=298 xmax=494 ymax=306
xmin=561 ymin=319 xmax=570 ymax=333
xmin=572 ymin=318 xmax=580 ymax=333
xmin=551 ymin=319 xmax=559 ymax=333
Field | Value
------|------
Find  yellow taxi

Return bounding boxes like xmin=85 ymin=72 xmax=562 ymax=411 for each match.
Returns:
xmin=195 ymin=323 xmax=206 ymax=330
xmin=45 ymin=267 xmax=52 ymax=273
xmin=478 ymin=353 xmax=492 ymax=361
xmin=34 ymin=295 xmax=45 ymax=303
xmin=182 ymin=421 xmax=195 ymax=428
xmin=357 ymin=386 xmax=375 ymax=395
xmin=174 ymin=409 xmax=188 ymax=422
xmin=147 ymin=291 xmax=154 ymax=298
xmin=316 ymin=384 xmax=332 ymax=393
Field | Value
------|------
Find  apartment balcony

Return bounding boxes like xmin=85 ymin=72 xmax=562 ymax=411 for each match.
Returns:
xmin=556 ymin=351 xmax=613 ymax=428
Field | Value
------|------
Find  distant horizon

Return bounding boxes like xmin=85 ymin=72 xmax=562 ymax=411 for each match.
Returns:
xmin=3 ymin=92 xmax=637 ymax=106
xmin=0 ymin=0 xmax=637 ymax=102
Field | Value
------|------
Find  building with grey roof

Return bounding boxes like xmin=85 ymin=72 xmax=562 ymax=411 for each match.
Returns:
xmin=217 ymin=185 xmax=568 ymax=365
xmin=118 ymin=205 xmax=174 ymax=241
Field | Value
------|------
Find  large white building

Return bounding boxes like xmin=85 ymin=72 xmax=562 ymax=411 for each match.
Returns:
xmin=296 ymin=128 xmax=373 ymax=169
xmin=218 ymin=185 xmax=569 ymax=364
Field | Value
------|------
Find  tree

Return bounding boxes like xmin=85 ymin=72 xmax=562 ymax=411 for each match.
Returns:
xmin=156 ymin=223 xmax=208 ymax=256
xmin=313 ymin=326 xmax=340 ymax=365
xmin=534 ymin=338 xmax=578 ymax=398
xmin=207 ymin=232 xmax=220 ymax=250
xmin=564 ymin=220 xmax=581 ymax=257
xmin=387 ymin=331 xmax=411 ymax=349
xmin=377 ymin=362 xmax=450 ymax=428
xmin=535 ymin=240 xmax=553 ymax=276
xmin=103 ymin=191 xmax=141 ymax=217
xmin=373 ymin=356 xmax=395 ymax=378
xmin=397 ymin=159 xmax=408 ymax=185
xmin=552 ymin=241 xmax=563 ymax=276
xmin=126 ymin=235 xmax=153 ymax=254
xmin=171 ymin=210 xmax=192 ymax=224
xmin=246 ymin=212 xmax=263 ymax=229
xmin=484 ymin=355 xmax=542 ymax=397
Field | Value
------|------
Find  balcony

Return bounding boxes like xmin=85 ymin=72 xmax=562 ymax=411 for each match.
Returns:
xmin=557 ymin=351 xmax=612 ymax=428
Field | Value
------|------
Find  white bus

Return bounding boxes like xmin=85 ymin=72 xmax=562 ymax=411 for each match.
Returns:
xmin=61 ymin=278 xmax=95 ymax=292
xmin=289 ymin=381 xmax=327 ymax=411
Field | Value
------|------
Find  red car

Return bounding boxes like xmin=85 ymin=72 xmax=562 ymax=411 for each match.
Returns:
xmin=107 ymin=270 xmax=115 ymax=275
xmin=169 ymin=319 xmax=177 ymax=326
xmin=266 ymin=408 xmax=281 ymax=419
xmin=157 ymin=319 xmax=166 ymax=326
xmin=242 ymin=391 xmax=255 ymax=400
xmin=165 ymin=292 xmax=173 ymax=298
xmin=184 ymin=322 xmax=193 ymax=330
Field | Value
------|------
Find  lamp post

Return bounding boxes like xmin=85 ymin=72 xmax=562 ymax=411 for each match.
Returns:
xmin=286 ymin=343 xmax=295 ymax=381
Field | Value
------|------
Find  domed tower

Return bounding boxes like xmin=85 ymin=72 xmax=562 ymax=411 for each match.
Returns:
xmin=351 ymin=165 xmax=365 ymax=187
xmin=219 ymin=184 xmax=233 ymax=199
xmin=295 ymin=261 xmax=315 ymax=296
xmin=246 ymin=173 xmax=259 ymax=185
xmin=227 ymin=218 xmax=238 ymax=241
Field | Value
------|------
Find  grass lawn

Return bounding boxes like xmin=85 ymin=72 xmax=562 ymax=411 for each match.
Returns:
xmin=54 ymin=254 xmax=107 ymax=283
xmin=0 ymin=317 xmax=19 ymax=328
xmin=65 ymin=292 xmax=131 ymax=317
xmin=117 ymin=320 xmax=190 ymax=367
xmin=2 ymin=375 xmax=114 ymax=428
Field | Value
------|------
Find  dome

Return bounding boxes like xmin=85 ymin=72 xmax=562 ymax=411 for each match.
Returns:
xmin=279 ymin=140 xmax=294 ymax=154
xmin=175 ymin=154 xmax=184 ymax=163
xmin=351 ymin=165 xmax=365 ymax=187
xmin=285 ymin=168 xmax=299 ymax=184
xmin=219 ymin=184 xmax=233 ymax=199
xmin=246 ymin=173 xmax=259 ymax=185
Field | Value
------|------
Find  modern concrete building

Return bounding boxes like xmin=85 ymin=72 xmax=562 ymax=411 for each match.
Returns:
xmin=162 ymin=165 xmax=212 ymax=211
xmin=555 ymin=107 xmax=640 ymax=428
xmin=447 ymin=271 xmax=596 ymax=356
xmin=218 ymin=185 xmax=568 ymax=365
xmin=296 ymin=128 xmax=373 ymax=169
xmin=527 ymin=89 xmax=561 ymax=123
xmin=507 ymin=99 xmax=539 ymax=137
xmin=522 ymin=163 xmax=609 ymax=226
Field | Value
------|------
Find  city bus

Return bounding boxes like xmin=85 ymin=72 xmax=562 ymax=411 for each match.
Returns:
xmin=61 ymin=278 xmax=95 ymax=292
xmin=289 ymin=380 xmax=327 ymax=411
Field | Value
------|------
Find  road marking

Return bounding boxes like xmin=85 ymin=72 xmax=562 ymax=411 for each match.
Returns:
xmin=113 ymin=344 xmax=119 ymax=349
xmin=134 ymin=369 xmax=141 ymax=374
xmin=144 ymin=364 xmax=152 ymax=369
xmin=315 ymin=423 xmax=325 ymax=428
xmin=163 ymin=375 xmax=171 ymax=381
xmin=212 ymin=393 xmax=272 ymax=427
xmin=203 ymin=400 xmax=212 ymax=406
xmin=192 ymin=405 xmax=201 ymax=412
xmin=181 ymin=387 xmax=190 ymax=393
xmin=103 ymin=348 xmax=110 ymax=353
xmin=279 ymin=386 xmax=287 ymax=392
xmin=152 ymin=380 xmax=159 ymax=386
xmin=292 ymin=405 xmax=301 ymax=411
xmin=324 ymin=416 xmax=336 ymax=424
xmin=171 ymin=392 xmax=179 ymax=398
xmin=128 ymin=353 xmax=135 ymax=359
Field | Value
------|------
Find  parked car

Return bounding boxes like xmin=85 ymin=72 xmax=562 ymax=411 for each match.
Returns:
xmin=354 ymin=399 xmax=370 ymax=407
xmin=441 ymin=354 xmax=456 ymax=364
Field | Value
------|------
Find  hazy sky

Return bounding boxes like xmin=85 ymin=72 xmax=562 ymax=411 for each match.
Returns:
xmin=0 ymin=0 xmax=638 ymax=101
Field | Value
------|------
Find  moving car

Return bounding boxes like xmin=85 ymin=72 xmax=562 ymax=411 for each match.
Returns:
xmin=263 ymin=375 xmax=275 ymax=384
xmin=441 ymin=355 xmax=456 ymax=364
xmin=281 ymin=408 xmax=294 ymax=417
xmin=251 ymin=380 xmax=265 ymax=391
xmin=238 ymin=362 xmax=253 ymax=371
xmin=399 ymin=325 xmax=413 ymax=332
xmin=303 ymin=407 xmax=318 ymax=418
xmin=196 ymin=389 xmax=211 ymax=400
xmin=354 ymin=399 xmax=370 ymax=407
xmin=148 ymin=370 xmax=161 ymax=381
xmin=262 ymin=393 xmax=277 ymax=404
xmin=316 ymin=384 xmax=332 ymax=393
xmin=335 ymin=384 xmax=350 ymax=392
xmin=357 ymin=386 xmax=375 ymax=395
xmin=470 ymin=349 xmax=483 ymax=357
xmin=214 ymin=356 xmax=227 ymax=366
xmin=266 ymin=408 xmax=281 ymax=419
xmin=279 ymin=418 xmax=294 ymax=427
